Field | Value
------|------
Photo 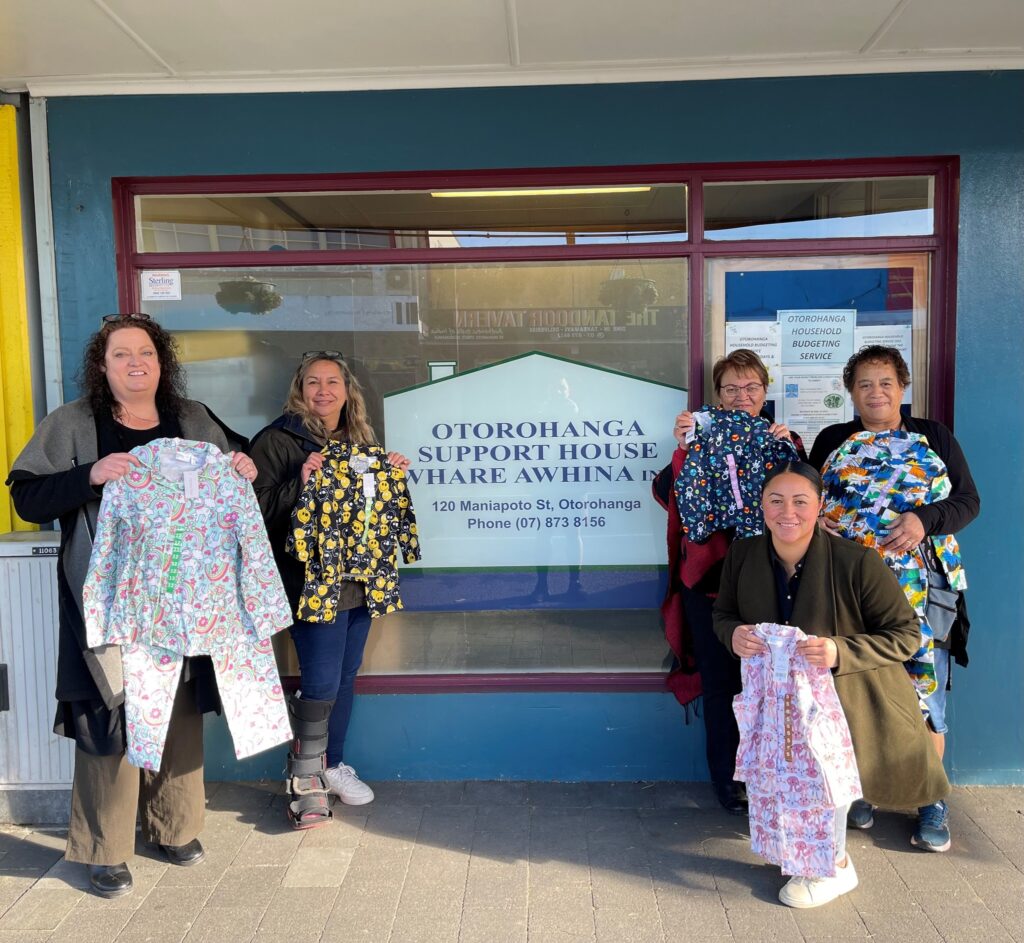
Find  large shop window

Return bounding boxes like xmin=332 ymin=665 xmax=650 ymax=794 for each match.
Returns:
xmin=141 ymin=257 xmax=689 ymax=677
xmin=118 ymin=162 xmax=955 ymax=685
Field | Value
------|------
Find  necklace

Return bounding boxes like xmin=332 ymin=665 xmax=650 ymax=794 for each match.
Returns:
xmin=117 ymin=404 xmax=160 ymax=427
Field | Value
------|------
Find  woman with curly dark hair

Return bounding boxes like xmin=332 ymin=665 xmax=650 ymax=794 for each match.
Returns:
xmin=6 ymin=313 xmax=256 ymax=899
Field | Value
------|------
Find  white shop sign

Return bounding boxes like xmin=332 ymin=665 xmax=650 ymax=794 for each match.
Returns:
xmin=384 ymin=352 xmax=682 ymax=569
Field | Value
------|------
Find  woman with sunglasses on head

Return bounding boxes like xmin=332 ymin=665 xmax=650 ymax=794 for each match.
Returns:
xmin=249 ymin=351 xmax=409 ymax=828
xmin=651 ymin=348 xmax=806 ymax=815
xmin=6 ymin=313 xmax=257 ymax=899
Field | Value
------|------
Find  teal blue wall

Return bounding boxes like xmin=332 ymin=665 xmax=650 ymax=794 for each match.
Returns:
xmin=46 ymin=71 xmax=1024 ymax=783
xmin=204 ymin=693 xmax=706 ymax=782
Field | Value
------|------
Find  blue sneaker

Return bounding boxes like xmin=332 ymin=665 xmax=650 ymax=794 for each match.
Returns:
xmin=911 ymin=800 xmax=951 ymax=852
xmin=847 ymin=799 xmax=875 ymax=830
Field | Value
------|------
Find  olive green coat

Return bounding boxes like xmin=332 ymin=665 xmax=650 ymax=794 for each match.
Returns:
xmin=713 ymin=529 xmax=949 ymax=810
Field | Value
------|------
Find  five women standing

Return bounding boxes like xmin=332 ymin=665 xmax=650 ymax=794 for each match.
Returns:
xmin=5 ymin=322 xmax=978 ymax=908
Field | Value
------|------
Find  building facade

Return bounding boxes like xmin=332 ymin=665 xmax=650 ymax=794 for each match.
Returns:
xmin=11 ymin=69 xmax=1024 ymax=783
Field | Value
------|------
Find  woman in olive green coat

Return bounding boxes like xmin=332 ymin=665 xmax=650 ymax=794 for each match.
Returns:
xmin=713 ymin=465 xmax=948 ymax=810
xmin=713 ymin=462 xmax=948 ymax=908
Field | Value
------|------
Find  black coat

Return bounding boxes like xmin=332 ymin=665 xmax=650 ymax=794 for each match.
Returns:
xmin=249 ymin=414 xmax=322 ymax=611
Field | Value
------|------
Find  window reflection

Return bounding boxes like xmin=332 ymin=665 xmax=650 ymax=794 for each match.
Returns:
xmin=142 ymin=258 xmax=687 ymax=677
xmin=135 ymin=184 xmax=688 ymax=252
xmin=143 ymin=259 xmax=688 ymax=437
xmin=704 ymin=176 xmax=933 ymax=240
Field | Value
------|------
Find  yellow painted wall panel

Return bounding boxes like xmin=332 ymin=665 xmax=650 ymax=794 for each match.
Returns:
xmin=0 ymin=104 xmax=36 ymax=532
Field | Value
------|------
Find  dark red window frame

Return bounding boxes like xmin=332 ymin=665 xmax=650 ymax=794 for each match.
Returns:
xmin=111 ymin=156 xmax=959 ymax=695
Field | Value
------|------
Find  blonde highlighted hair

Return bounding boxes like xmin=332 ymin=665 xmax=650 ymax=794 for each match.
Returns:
xmin=283 ymin=356 xmax=376 ymax=445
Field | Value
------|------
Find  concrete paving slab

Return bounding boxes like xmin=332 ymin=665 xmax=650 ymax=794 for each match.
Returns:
xmin=527 ymin=782 xmax=590 ymax=808
xmin=0 ymin=827 xmax=65 ymax=872
xmin=369 ymin=781 xmax=466 ymax=806
xmin=0 ymin=886 xmax=83 ymax=931
xmin=650 ymin=781 xmax=704 ymax=809
xmin=232 ymin=825 xmax=303 ymax=868
xmin=924 ymin=901 xmax=1019 ymax=943
xmin=0 ymin=784 xmax=1021 ymax=943
xmin=721 ymin=905 xmax=801 ymax=940
xmin=459 ymin=857 xmax=529 ymax=943
xmin=48 ymin=908 xmax=133 ymax=943
xmin=203 ymin=864 xmax=285 ymax=909
xmin=281 ymin=844 xmax=354 ymax=887
xmin=113 ymin=885 xmax=212 ymax=943
xmin=258 ymin=885 xmax=339 ymax=936
xmin=789 ymin=894 xmax=869 ymax=938
xmin=858 ymin=906 xmax=944 ymax=943
xmin=180 ymin=904 xmax=262 ymax=943
xmin=0 ymin=870 xmax=45 ymax=917
xmin=527 ymin=877 xmax=597 ymax=940
xmin=0 ymin=931 xmax=50 ymax=943
xmin=462 ymin=781 xmax=528 ymax=806
xmin=587 ymin=782 xmax=658 ymax=809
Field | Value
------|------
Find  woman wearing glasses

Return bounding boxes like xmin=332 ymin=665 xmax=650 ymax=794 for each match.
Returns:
xmin=6 ymin=313 xmax=257 ymax=899
xmin=651 ymin=348 xmax=804 ymax=815
xmin=249 ymin=351 xmax=409 ymax=828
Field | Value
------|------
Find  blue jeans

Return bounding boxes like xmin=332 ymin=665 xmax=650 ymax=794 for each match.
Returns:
xmin=289 ymin=606 xmax=372 ymax=767
xmin=923 ymin=647 xmax=951 ymax=735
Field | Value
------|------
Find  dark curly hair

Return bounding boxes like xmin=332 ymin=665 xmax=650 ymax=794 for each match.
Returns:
xmin=842 ymin=345 xmax=911 ymax=392
xmin=80 ymin=315 xmax=189 ymax=421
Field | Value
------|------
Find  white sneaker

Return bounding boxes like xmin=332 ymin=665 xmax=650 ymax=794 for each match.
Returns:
xmin=779 ymin=857 xmax=858 ymax=909
xmin=323 ymin=763 xmax=375 ymax=805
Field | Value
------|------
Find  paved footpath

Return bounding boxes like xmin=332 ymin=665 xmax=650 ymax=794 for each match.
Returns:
xmin=1 ymin=782 xmax=1022 ymax=943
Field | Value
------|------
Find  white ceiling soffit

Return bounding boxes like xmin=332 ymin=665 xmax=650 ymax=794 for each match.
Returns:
xmin=2 ymin=0 xmax=1023 ymax=97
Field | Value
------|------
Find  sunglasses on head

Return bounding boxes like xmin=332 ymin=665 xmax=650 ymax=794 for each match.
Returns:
xmin=101 ymin=312 xmax=152 ymax=325
xmin=301 ymin=349 xmax=344 ymax=362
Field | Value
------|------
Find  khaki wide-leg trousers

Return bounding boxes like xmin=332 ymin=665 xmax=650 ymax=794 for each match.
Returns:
xmin=65 ymin=677 xmax=205 ymax=865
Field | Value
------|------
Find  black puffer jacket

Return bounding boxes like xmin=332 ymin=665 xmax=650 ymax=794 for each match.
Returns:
xmin=250 ymin=414 xmax=325 ymax=610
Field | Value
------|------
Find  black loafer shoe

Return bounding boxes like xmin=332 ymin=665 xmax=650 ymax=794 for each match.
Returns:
xmin=159 ymin=838 xmax=206 ymax=867
xmin=712 ymin=781 xmax=749 ymax=816
xmin=88 ymin=863 xmax=133 ymax=898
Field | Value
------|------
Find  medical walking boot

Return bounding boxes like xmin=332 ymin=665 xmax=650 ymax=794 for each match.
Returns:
xmin=286 ymin=695 xmax=335 ymax=829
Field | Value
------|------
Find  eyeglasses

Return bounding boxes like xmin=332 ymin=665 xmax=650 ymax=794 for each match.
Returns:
xmin=719 ymin=383 xmax=765 ymax=397
xmin=301 ymin=349 xmax=344 ymax=362
xmin=101 ymin=312 xmax=152 ymax=325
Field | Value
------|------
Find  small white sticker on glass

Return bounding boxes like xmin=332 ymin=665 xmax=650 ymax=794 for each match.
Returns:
xmin=141 ymin=270 xmax=182 ymax=301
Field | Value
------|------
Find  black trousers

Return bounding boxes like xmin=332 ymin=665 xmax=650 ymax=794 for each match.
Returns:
xmin=680 ymin=585 xmax=742 ymax=785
